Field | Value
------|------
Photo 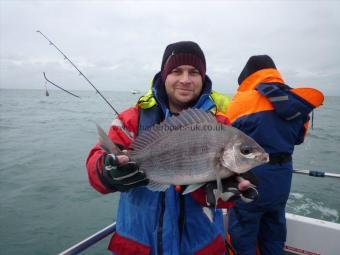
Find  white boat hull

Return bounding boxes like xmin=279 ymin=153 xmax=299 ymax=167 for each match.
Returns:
xmin=285 ymin=213 xmax=340 ymax=255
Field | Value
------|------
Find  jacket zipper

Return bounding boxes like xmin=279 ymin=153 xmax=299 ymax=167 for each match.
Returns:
xmin=157 ymin=192 xmax=166 ymax=255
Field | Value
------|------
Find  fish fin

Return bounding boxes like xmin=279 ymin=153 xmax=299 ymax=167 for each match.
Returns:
xmin=213 ymin=172 xmax=223 ymax=206
xmin=213 ymin=189 xmax=221 ymax=208
xmin=96 ymin=124 xmax=122 ymax=154
xmin=132 ymin=108 xmax=217 ymax=152
xmin=184 ymin=108 xmax=216 ymax=124
xmin=220 ymin=190 xmax=237 ymax=201
xmin=203 ymin=207 xmax=214 ymax=223
xmin=146 ymin=181 xmax=170 ymax=192
xmin=182 ymin=183 xmax=205 ymax=195
xmin=172 ymin=108 xmax=217 ymax=127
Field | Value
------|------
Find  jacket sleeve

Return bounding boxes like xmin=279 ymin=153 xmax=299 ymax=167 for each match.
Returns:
xmin=86 ymin=106 xmax=140 ymax=194
xmin=190 ymin=114 xmax=235 ymax=208
xmin=255 ymin=83 xmax=317 ymax=145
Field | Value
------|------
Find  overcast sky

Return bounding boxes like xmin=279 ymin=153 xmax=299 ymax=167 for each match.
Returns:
xmin=1 ymin=0 xmax=339 ymax=95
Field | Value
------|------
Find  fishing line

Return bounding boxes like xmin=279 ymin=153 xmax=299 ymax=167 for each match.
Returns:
xmin=43 ymin=72 xmax=81 ymax=99
xmin=37 ymin=30 xmax=119 ymax=115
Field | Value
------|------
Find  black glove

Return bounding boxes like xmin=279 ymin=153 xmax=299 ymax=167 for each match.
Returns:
xmin=204 ymin=172 xmax=259 ymax=207
xmin=102 ymin=153 xmax=149 ymax=192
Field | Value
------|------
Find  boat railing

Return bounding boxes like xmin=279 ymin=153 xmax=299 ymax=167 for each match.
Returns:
xmin=58 ymin=222 xmax=116 ymax=255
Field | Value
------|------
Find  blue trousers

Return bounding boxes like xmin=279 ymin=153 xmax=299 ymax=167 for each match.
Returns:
xmin=229 ymin=163 xmax=292 ymax=255
xmin=229 ymin=203 xmax=287 ymax=255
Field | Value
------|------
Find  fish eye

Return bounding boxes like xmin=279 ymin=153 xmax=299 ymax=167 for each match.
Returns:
xmin=240 ymin=146 xmax=253 ymax=155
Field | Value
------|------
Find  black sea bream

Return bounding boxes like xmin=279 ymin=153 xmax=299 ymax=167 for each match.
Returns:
xmin=129 ymin=109 xmax=269 ymax=193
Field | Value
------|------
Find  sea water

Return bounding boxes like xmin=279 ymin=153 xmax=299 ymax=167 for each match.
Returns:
xmin=0 ymin=89 xmax=339 ymax=254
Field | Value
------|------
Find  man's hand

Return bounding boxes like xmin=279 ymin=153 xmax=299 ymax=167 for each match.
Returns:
xmin=204 ymin=172 xmax=259 ymax=207
xmin=103 ymin=153 xmax=149 ymax=192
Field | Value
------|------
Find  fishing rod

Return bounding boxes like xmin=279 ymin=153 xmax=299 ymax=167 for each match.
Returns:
xmin=43 ymin=72 xmax=81 ymax=99
xmin=36 ymin=30 xmax=119 ymax=115
xmin=293 ymin=169 xmax=340 ymax=179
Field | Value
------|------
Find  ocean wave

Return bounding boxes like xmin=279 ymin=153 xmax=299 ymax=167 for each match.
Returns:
xmin=38 ymin=100 xmax=56 ymax=105
xmin=287 ymin=193 xmax=339 ymax=222
xmin=0 ymin=124 xmax=16 ymax=130
xmin=289 ymin=192 xmax=304 ymax=200
xmin=307 ymin=132 xmax=340 ymax=142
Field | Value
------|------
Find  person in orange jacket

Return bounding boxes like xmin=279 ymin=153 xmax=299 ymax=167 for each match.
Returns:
xmin=226 ymin=55 xmax=324 ymax=255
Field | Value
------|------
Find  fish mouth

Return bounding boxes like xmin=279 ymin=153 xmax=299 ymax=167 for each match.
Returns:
xmin=257 ymin=153 xmax=269 ymax=163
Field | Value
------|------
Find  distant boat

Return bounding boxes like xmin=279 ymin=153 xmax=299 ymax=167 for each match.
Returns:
xmin=131 ymin=90 xmax=141 ymax=95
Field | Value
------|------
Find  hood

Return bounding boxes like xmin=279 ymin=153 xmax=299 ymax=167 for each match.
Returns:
xmin=238 ymin=68 xmax=285 ymax=92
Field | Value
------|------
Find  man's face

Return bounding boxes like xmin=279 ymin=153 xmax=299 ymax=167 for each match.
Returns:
xmin=165 ymin=65 xmax=203 ymax=113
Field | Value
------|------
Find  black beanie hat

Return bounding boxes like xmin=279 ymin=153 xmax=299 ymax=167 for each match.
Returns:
xmin=238 ymin=55 xmax=276 ymax=85
xmin=161 ymin=41 xmax=206 ymax=82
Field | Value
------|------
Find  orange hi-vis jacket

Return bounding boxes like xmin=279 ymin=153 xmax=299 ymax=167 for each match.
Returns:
xmin=226 ymin=68 xmax=324 ymax=154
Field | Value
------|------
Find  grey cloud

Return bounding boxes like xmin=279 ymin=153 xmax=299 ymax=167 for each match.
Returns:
xmin=1 ymin=1 xmax=339 ymax=95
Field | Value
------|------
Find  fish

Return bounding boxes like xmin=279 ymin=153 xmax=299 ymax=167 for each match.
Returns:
xmin=97 ymin=108 xmax=269 ymax=201
xmin=131 ymin=109 xmax=268 ymax=194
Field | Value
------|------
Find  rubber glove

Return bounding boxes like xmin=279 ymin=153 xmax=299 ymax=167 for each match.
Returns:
xmin=204 ymin=172 xmax=259 ymax=207
xmin=103 ymin=153 xmax=149 ymax=192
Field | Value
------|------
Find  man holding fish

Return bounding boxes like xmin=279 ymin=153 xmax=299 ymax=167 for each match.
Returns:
xmin=86 ymin=41 xmax=268 ymax=255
